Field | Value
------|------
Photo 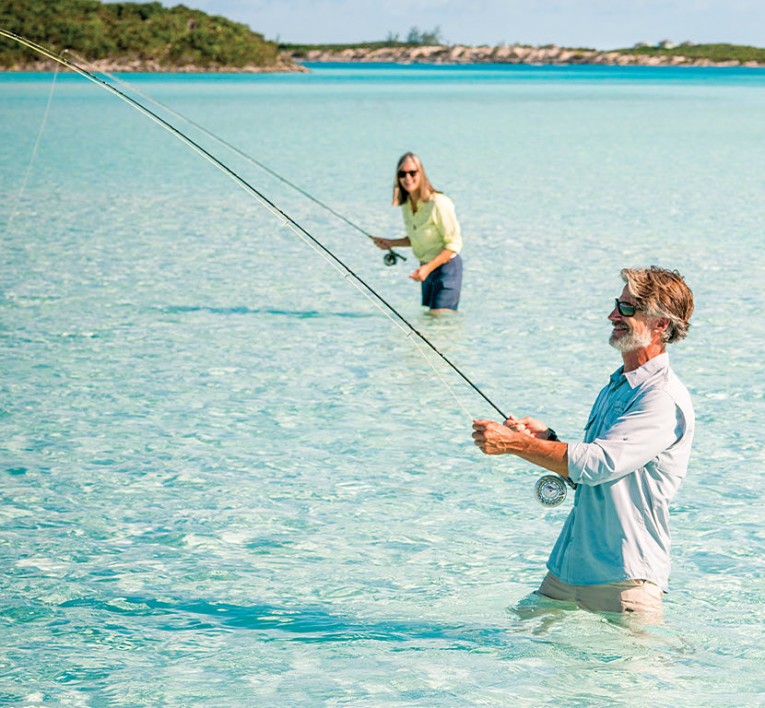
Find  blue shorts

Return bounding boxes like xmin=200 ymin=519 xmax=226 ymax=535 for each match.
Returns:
xmin=421 ymin=255 xmax=462 ymax=310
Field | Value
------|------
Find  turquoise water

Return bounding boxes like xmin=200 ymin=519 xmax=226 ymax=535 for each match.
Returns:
xmin=1 ymin=63 xmax=764 ymax=704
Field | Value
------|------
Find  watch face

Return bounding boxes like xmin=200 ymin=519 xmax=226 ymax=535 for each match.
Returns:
xmin=535 ymin=475 xmax=567 ymax=507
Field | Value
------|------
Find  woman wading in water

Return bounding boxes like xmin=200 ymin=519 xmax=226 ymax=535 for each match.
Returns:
xmin=374 ymin=152 xmax=463 ymax=314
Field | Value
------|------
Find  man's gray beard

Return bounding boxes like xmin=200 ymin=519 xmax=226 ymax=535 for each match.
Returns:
xmin=609 ymin=327 xmax=652 ymax=353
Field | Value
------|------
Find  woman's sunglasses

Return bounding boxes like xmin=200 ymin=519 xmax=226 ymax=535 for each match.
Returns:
xmin=614 ymin=299 xmax=642 ymax=317
xmin=398 ymin=170 xmax=418 ymax=179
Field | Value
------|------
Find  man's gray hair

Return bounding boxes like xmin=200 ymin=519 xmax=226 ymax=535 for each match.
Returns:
xmin=621 ymin=266 xmax=694 ymax=343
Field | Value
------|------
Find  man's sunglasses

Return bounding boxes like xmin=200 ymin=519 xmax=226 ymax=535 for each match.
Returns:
xmin=398 ymin=170 xmax=418 ymax=179
xmin=614 ymin=299 xmax=642 ymax=317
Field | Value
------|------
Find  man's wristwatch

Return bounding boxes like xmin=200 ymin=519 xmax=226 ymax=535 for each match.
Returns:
xmin=546 ymin=428 xmax=559 ymax=441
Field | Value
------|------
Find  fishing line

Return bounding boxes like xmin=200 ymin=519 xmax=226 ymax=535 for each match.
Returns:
xmin=5 ymin=58 xmax=60 ymax=233
xmin=62 ymin=49 xmax=407 ymax=268
xmin=62 ymin=54 xmax=472 ymax=420
xmin=1 ymin=29 xmax=508 ymax=423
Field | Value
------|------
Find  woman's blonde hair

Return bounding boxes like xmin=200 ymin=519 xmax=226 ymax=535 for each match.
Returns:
xmin=621 ymin=266 xmax=694 ymax=343
xmin=392 ymin=152 xmax=437 ymax=206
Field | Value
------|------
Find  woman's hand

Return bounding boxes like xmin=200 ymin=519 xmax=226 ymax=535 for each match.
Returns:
xmin=410 ymin=249 xmax=455 ymax=282
xmin=409 ymin=264 xmax=431 ymax=282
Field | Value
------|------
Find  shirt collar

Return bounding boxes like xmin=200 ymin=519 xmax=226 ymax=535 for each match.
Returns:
xmin=404 ymin=196 xmax=431 ymax=209
xmin=613 ymin=352 xmax=670 ymax=389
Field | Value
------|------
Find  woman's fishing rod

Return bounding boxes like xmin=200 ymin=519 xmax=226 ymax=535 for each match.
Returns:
xmin=1 ymin=29 xmax=508 ymax=422
xmin=61 ymin=49 xmax=406 ymax=268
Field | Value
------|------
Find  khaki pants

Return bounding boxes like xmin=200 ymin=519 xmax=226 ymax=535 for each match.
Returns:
xmin=539 ymin=572 xmax=664 ymax=618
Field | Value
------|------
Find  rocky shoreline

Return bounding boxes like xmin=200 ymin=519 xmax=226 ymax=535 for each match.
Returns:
xmin=290 ymin=44 xmax=765 ymax=68
xmin=2 ymin=56 xmax=308 ymax=73
xmin=6 ymin=44 xmax=763 ymax=72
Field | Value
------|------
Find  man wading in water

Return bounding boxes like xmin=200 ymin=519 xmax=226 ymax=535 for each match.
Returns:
xmin=472 ymin=266 xmax=695 ymax=620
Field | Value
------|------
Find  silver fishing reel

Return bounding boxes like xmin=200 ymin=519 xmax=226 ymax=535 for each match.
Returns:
xmin=535 ymin=474 xmax=570 ymax=507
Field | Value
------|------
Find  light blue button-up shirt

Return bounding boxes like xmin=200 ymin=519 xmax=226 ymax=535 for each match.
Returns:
xmin=547 ymin=353 xmax=694 ymax=592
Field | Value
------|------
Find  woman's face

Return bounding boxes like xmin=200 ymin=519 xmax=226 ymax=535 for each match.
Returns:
xmin=397 ymin=158 xmax=421 ymax=195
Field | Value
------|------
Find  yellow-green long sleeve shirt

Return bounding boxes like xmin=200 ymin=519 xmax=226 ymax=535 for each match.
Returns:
xmin=401 ymin=193 xmax=462 ymax=264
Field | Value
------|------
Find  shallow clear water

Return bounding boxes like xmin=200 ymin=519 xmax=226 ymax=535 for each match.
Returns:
xmin=1 ymin=63 xmax=764 ymax=704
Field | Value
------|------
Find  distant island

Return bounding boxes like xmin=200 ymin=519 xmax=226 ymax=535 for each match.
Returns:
xmin=1 ymin=1 xmax=763 ymax=72
xmin=284 ymin=41 xmax=765 ymax=69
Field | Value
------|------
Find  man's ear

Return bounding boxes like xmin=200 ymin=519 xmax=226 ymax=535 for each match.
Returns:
xmin=654 ymin=317 xmax=670 ymax=335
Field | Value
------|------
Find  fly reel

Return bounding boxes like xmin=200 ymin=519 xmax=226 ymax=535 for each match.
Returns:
xmin=383 ymin=250 xmax=406 ymax=266
xmin=535 ymin=474 xmax=574 ymax=507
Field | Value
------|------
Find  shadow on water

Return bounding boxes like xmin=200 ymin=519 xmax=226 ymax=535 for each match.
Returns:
xmin=57 ymin=594 xmax=692 ymax=655
xmin=158 ymin=305 xmax=376 ymax=319
xmin=59 ymin=596 xmax=515 ymax=647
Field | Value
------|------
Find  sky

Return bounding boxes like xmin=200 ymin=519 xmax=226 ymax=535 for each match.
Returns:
xmin=160 ymin=0 xmax=765 ymax=49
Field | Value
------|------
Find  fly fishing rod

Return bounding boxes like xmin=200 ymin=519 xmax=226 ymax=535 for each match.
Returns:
xmin=5 ymin=31 xmax=577 ymax=506
xmin=1 ymin=29 xmax=508 ymax=423
xmin=61 ymin=49 xmax=406 ymax=268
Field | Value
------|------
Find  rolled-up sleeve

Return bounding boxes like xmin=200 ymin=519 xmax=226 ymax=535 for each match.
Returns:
xmin=568 ymin=390 xmax=685 ymax=485
xmin=433 ymin=196 xmax=463 ymax=254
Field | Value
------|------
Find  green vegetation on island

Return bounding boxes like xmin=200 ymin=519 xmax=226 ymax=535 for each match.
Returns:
xmin=619 ymin=42 xmax=765 ymax=65
xmin=3 ymin=5 xmax=763 ymax=71
xmin=280 ymin=26 xmax=446 ymax=56
xmin=0 ymin=0 xmax=284 ymax=70
xmin=282 ymin=30 xmax=765 ymax=67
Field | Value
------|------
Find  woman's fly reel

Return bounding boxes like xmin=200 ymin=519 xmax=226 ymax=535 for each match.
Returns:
xmin=535 ymin=474 xmax=569 ymax=507
xmin=383 ymin=250 xmax=406 ymax=266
